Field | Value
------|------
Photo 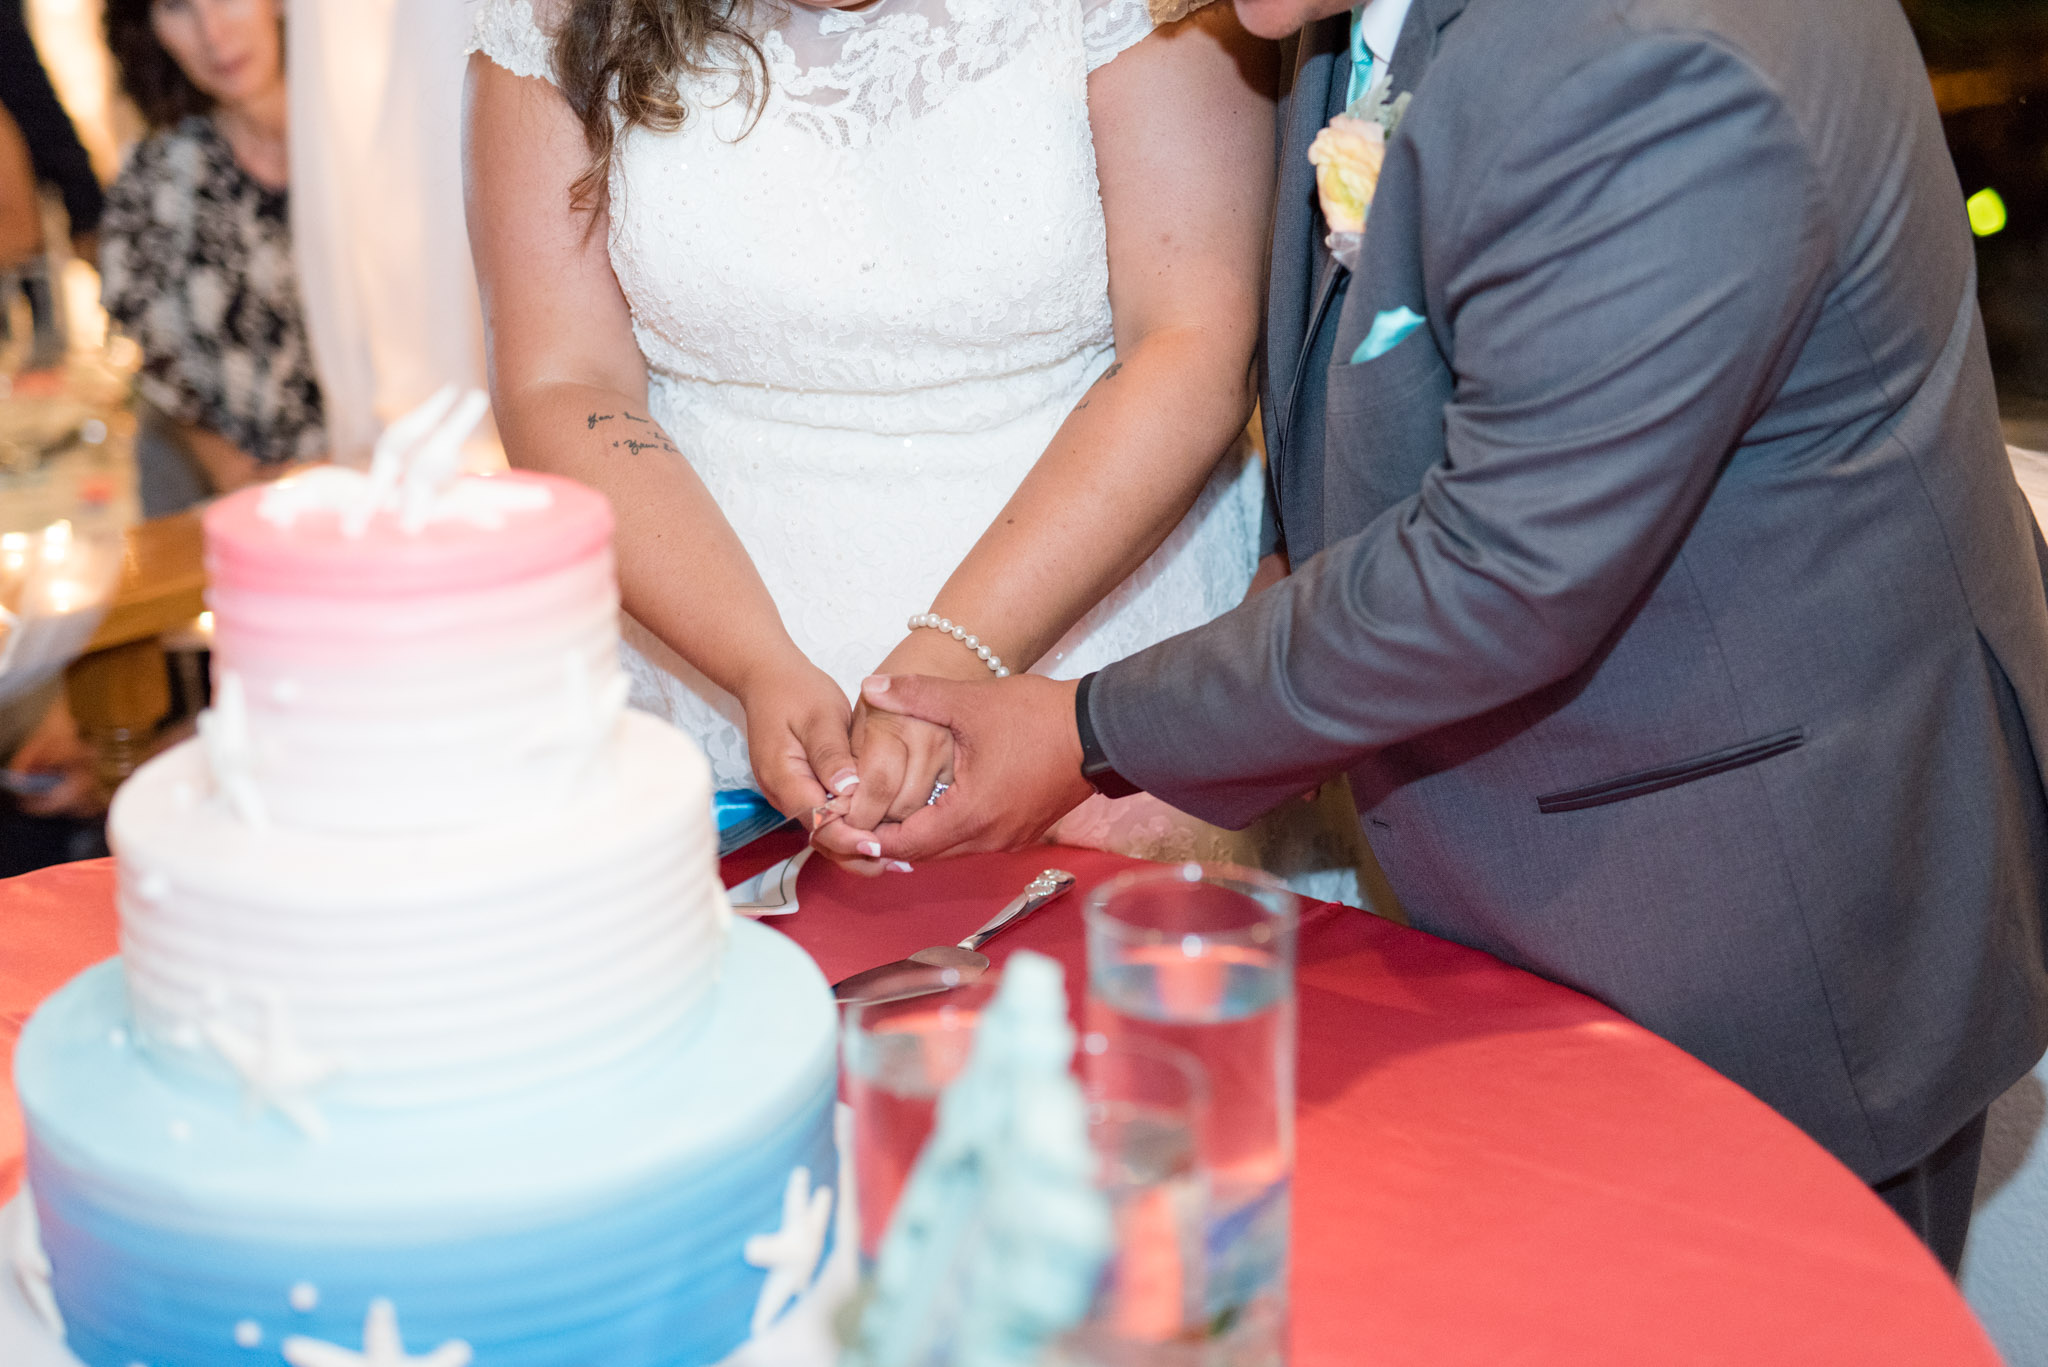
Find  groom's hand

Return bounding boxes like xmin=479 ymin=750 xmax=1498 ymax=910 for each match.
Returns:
xmin=859 ymin=673 xmax=1097 ymax=861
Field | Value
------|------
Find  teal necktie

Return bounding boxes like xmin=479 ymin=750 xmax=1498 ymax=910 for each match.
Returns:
xmin=1346 ymin=6 xmax=1376 ymax=109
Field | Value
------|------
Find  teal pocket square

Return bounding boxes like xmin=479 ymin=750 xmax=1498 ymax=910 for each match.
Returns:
xmin=1353 ymin=306 xmax=1425 ymax=364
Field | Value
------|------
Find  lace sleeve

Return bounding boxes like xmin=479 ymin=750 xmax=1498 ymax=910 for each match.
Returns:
xmin=1080 ymin=0 xmax=1216 ymax=74
xmin=468 ymin=0 xmax=559 ymax=85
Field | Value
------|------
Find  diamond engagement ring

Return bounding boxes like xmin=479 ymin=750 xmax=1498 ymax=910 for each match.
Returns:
xmin=926 ymin=781 xmax=950 ymax=806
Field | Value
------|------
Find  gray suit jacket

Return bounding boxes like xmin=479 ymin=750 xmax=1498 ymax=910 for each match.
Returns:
xmin=1088 ymin=0 xmax=2048 ymax=1179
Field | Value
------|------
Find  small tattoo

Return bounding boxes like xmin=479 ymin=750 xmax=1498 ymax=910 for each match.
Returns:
xmin=586 ymin=413 xmax=614 ymax=430
xmin=1075 ymin=361 xmax=1123 ymax=411
xmin=611 ymin=438 xmax=679 ymax=456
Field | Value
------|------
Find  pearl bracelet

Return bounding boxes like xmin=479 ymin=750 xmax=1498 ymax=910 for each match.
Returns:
xmin=908 ymin=612 xmax=1011 ymax=677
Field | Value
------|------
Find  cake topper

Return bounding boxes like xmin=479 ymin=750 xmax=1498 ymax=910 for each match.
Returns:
xmin=257 ymin=386 xmax=552 ymax=536
xmin=853 ymin=950 xmax=1112 ymax=1367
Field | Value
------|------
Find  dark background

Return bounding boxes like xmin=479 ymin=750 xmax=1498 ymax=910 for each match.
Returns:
xmin=1904 ymin=0 xmax=2048 ymax=445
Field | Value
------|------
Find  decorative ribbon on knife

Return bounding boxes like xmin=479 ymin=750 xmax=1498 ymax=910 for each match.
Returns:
xmin=831 ymin=869 xmax=1078 ymax=1004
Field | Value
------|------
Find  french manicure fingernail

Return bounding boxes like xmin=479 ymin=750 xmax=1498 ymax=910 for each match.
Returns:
xmin=831 ymin=770 xmax=860 ymax=794
xmin=858 ymin=840 xmax=882 ymax=858
xmin=885 ymin=860 xmax=914 ymax=874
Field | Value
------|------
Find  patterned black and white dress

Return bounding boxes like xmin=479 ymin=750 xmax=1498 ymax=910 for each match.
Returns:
xmin=100 ymin=115 xmax=323 ymax=466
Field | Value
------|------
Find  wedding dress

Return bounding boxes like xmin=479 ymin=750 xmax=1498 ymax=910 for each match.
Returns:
xmin=469 ymin=0 xmax=1368 ymax=902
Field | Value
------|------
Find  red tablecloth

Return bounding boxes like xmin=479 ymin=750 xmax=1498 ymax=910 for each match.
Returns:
xmin=1 ymin=845 xmax=2001 ymax=1367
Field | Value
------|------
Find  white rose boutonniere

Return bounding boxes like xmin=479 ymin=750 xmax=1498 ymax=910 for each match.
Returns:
xmin=1309 ymin=78 xmax=1412 ymax=261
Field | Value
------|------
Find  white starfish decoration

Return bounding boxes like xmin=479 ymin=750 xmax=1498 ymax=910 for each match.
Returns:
xmin=280 ymin=1298 xmax=472 ymax=1367
xmin=10 ymin=1188 xmax=62 ymax=1336
xmin=200 ymin=989 xmax=344 ymax=1140
xmin=744 ymin=1166 xmax=833 ymax=1336
xmin=198 ymin=670 xmax=269 ymax=830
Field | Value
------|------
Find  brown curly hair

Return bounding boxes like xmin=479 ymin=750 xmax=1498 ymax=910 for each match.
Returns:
xmin=553 ymin=0 xmax=768 ymax=216
xmin=102 ymin=0 xmax=220 ymax=130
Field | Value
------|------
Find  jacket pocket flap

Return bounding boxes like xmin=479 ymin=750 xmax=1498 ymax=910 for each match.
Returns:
xmin=1537 ymin=728 xmax=1805 ymax=815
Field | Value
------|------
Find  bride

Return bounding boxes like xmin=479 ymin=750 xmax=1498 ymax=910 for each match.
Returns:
xmin=465 ymin=0 xmax=1363 ymax=895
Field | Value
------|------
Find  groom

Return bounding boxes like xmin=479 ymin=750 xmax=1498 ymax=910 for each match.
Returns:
xmin=862 ymin=0 xmax=2048 ymax=1267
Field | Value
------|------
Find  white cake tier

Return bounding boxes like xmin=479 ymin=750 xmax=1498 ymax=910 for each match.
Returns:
xmin=206 ymin=553 xmax=624 ymax=835
xmin=108 ymin=711 xmax=730 ymax=1112
xmin=202 ymin=469 xmax=624 ymax=835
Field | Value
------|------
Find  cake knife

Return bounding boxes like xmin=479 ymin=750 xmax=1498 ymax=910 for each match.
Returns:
xmin=831 ymin=868 xmax=1077 ymax=1005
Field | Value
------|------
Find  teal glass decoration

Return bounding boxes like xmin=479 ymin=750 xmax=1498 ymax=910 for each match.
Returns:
xmin=854 ymin=951 xmax=1112 ymax=1367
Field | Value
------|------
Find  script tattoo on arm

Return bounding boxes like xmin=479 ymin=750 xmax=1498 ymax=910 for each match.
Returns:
xmin=1073 ymin=361 xmax=1123 ymax=412
xmin=584 ymin=411 xmax=681 ymax=457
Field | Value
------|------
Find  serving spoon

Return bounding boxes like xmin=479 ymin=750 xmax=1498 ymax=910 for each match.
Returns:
xmin=832 ymin=869 xmax=1077 ymax=1005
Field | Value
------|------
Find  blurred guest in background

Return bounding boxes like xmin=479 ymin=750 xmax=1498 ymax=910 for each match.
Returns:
xmin=100 ymin=0 xmax=322 ymax=515
xmin=0 ymin=98 xmax=39 ymax=268
xmin=0 ymin=0 xmax=102 ymax=255
xmin=0 ymin=0 xmax=102 ymax=370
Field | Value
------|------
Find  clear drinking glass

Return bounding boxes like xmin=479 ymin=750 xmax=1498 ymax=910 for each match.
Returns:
xmin=841 ymin=976 xmax=1001 ymax=1263
xmin=1084 ymin=864 xmax=1299 ymax=1367
xmin=1070 ymin=1032 xmax=1210 ymax=1363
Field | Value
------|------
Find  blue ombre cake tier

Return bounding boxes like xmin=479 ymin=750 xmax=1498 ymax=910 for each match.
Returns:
xmin=16 ymin=919 xmax=838 ymax=1367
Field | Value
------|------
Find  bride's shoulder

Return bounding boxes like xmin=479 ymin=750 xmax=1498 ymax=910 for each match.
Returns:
xmin=1076 ymin=0 xmax=1218 ymax=71
xmin=468 ymin=0 xmax=572 ymax=86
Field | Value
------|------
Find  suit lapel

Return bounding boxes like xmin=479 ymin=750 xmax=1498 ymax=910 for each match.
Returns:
xmin=1282 ymin=0 xmax=1456 ymax=432
xmin=1264 ymin=16 xmax=1349 ymax=449
xmin=1320 ymin=0 xmax=1464 ymax=371
xmin=1267 ymin=0 xmax=1470 ymax=554
xmin=1386 ymin=0 xmax=1464 ymax=102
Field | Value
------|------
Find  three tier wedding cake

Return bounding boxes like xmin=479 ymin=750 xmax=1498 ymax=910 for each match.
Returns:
xmin=13 ymin=420 xmax=838 ymax=1366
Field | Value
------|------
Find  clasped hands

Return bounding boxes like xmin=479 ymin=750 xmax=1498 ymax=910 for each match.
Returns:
xmin=743 ymin=637 xmax=1095 ymax=874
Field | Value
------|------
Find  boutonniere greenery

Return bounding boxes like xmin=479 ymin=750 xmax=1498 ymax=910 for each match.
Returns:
xmin=1307 ymin=74 xmax=1412 ymax=259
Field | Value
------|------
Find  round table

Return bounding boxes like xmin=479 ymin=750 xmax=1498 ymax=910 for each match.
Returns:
xmin=0 ymin=844 xmax=2001 ymax=1366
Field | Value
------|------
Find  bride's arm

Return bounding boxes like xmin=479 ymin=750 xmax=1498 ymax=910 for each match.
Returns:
xmin=839 ymin=4 xmax=1279 ymax=832
xmin=464 ymin=55 xmax=860 ymax=821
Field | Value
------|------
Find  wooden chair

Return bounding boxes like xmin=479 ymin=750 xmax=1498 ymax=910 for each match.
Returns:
xmin=63 ymin=510 xmax=205 ymax=788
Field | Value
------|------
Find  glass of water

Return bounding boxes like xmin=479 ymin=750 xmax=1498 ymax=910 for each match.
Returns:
xmin=1076 ymin=1031 xmax=1209 ymax=1356
xmin=841 ymin=976 xmax=1001 ymax=1264
xmin=1084 ymin=864 xmax=1298 ymax=1366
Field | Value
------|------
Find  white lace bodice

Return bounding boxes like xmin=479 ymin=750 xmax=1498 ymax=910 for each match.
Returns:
xmin=471 ymin=0 xmax=1203 ymax=144
xmin=469 ymin=0 xmax=1261 ymax=793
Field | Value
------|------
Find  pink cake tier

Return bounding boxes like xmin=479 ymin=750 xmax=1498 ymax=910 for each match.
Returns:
xmin=202 ymin=469 xmax=626 ymax=834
